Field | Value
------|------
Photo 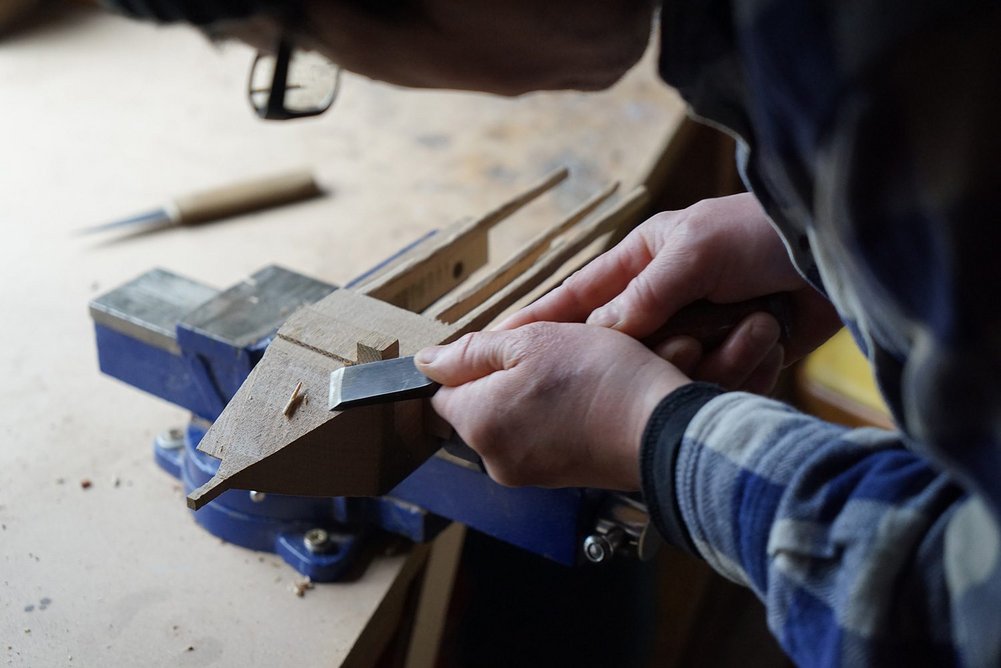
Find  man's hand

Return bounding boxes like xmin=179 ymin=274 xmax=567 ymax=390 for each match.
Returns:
xmin=500 ymin=193 xmax=843 ymax=393
xmin=416 ymin=323 xmax=687 ymax=491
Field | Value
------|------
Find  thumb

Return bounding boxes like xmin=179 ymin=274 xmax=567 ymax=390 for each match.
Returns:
xmin=414 ymin=331 xmax=513 ymax=386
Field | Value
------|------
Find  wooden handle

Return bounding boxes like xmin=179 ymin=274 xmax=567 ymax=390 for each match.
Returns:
xmin=642 ymin=294 xmax=794 ymax=352
xmin=171 ymin=170 xmax=322 ymax=225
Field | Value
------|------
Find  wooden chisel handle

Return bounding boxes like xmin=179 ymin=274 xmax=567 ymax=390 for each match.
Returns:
xmin=171 ymin=170 xmax=322 ymax=225
xmin=642 ymin=293 xmax=794 ymax=353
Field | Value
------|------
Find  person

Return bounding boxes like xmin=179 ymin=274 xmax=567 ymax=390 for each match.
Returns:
xmin=104 ymin=1 xmax=1001 ymax=665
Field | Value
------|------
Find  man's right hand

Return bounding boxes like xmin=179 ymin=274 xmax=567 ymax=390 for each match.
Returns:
xmin=499 ymin=193 xmax=843 ymax=393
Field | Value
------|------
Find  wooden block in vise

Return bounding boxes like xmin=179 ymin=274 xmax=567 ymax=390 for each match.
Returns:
xmin=357 ymin=333 xmax=400 ymax=364
xmin=188 ymin=289 xmax=452 ymax=509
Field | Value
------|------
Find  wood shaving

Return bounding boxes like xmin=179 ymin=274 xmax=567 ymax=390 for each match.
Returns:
xmin=290 ymin=577 xmax=314 ymax=598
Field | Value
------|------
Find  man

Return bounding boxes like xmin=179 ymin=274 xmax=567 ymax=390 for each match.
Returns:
xmin=106 ymin=1 xmax=1001 ymax=665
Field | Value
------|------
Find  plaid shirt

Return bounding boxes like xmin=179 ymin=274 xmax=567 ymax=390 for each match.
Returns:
xmin=642 ymin=1 xmax=1001 ymax=665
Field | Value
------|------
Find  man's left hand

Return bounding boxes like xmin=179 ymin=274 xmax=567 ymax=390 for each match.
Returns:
xmin=415 ymin=322 xmax=688 ymax=491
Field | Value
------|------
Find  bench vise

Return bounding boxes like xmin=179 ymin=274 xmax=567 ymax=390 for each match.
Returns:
xmin=89 ymin=174 xmax=660 ymax=581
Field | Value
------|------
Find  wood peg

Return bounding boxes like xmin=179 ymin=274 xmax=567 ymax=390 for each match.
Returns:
xmin=357 ymin=333 xmax=400 ymax=364
xmin=282 ymin=381 xmax=305 ymax=418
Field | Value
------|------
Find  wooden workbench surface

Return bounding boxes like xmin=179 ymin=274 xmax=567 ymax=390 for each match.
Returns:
xmin=0 ymin=6 xmax=685 ymax=665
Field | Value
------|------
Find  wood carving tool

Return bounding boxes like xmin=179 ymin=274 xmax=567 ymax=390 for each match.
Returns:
xmin=329 ymin=356 xmax=437 ymax=411
xmin=640 ymin=293 xmax=793 ymax=350
xmin=328 ymin=294 xmax=794 ymax=411
xmin=77 ymin=169 xmax=323 ymax=235
xmin=328 ymin=356 xmax=484 ymax=468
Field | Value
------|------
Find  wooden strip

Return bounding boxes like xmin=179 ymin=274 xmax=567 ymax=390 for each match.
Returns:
xmin=429 ymin=181 xmax=619 ymax=324
xmin=341 ymin=543 xmax=433 ymax=668
xmin=444 ymin=187 xmax=648 ymax=341
xmin=358 ymin=167 xmax=569 ymax=312
xmin=457 ymin=166 xmax=570 ymax=234
xmin=403 ymin=523 xmax=467 ymax=668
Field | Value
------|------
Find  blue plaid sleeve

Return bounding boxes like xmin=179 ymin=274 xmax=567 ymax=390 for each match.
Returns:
xmin=642 ymin=392 xmax=1001 ymax=666
xmin=651 ymin=1 xmax=1001 ymax=664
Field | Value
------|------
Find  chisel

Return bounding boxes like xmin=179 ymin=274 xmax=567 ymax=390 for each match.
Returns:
xmin=77 ymin=169 xmax=323 ymax=235
xmin=328 ymin=294 xmax=793 ymax=412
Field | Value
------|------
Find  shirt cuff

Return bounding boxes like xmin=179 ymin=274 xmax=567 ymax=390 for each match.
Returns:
xmin=640 ymin=382 xmax=724 ymax=556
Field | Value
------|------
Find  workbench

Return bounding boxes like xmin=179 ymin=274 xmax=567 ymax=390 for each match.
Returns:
xmin=0 ymin=6 xmax=689 ymax=664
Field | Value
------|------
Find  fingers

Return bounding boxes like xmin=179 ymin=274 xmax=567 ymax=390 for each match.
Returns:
xmin=504 ymin=234 xmax=710 ymax=340
xmin=741 ymin=344 xmax=784 ymax=395
xmin=427 ymin=322 xmax=689 ymax=491
xmin=583 ymin=248 xmax=699 ymax=336
xmin=415 ymin=331 xmax=515 ymax=386
xmin=653 ymin=336 xmax=702 ymax=376
xmin=693 ymin=312 xmax=782 ymax=389
xmin=497 ymin=235 xmax=652 ymax=330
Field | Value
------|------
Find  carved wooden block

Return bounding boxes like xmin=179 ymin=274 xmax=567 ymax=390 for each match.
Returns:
xmin=187 ymin=175 xmax=648 ymax=509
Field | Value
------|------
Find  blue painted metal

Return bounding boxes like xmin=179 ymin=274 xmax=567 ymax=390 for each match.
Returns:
xmin=150 ymin=421 xmax=431 ymax=580
xmin=94 ymin=266 xmax=447 ymax=581
xmin=176 ymin=422 xmax=366 ymax=582
xmin=94 ymin=324 xmax=206 ymax=416
xmin=390 ymin=456 xmax=598 ymax=565
xmin=174 ymin=331 xmax=266 ymax=421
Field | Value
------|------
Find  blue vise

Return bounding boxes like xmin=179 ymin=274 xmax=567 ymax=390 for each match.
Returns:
xmin=90 ymin=266 xmax=654 ymax=581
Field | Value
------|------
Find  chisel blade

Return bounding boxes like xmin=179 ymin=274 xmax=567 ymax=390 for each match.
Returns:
xmin=329 ymin=356 xmax=440 ymax=411
xmin=75 ymin=208 xmax=172 ymax=235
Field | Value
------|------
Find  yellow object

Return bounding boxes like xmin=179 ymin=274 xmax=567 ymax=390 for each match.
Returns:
xmin=798 ymin=329 xmax=894 ymax=428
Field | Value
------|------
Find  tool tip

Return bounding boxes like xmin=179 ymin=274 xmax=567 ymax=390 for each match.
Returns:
xmin=328 ymin=367 xmax=345 ymax=411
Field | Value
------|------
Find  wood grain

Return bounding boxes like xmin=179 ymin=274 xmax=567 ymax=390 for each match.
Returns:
xmin=359 ymin=167 xmax=569 ymax=312
xmin=429 ymin=181 xmax=618 ymax=324
xmin=189 ymin=289 xmax=453 ymax=508
xmin=172 ymin=170 xmax=322 ymax=224
xmin=447 ymin=186 xmax=649 ymax=340
xmin=358 ymin=333 xmax=401 ymax=364
xmin=4 ymin=14 xmax=690 ymax=665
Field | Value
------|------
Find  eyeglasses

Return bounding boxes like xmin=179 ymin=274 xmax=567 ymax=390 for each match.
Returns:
xmin=247 ymin=38 xmax=342 ymax=121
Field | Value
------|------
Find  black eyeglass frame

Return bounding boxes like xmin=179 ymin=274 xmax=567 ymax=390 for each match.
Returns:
xmin=248 ymin=37 xmax=340 ymax=121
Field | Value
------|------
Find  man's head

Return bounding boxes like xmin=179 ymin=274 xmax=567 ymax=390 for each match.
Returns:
xmin=106 ymin=0 xmax=656 ymax=96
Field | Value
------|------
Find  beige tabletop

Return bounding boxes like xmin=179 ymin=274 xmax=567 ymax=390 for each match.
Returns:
xmin=0 ymin=6 xmax=685 ymax=665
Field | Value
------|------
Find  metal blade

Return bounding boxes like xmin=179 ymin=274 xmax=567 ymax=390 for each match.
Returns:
xmin=329 ymin=356 xmax=440 ymax=411
xmin=75 ymin=208 xmax=171 ymax=235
